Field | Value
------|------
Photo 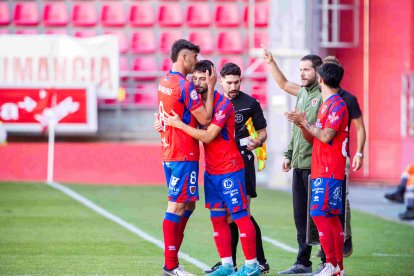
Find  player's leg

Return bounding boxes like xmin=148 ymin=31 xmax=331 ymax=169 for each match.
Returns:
xmin=399 ymin=169 xmax=414 ymax=220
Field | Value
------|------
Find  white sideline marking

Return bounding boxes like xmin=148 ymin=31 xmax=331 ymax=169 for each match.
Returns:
xmin=48 ymin=182 xmax=210 ymax=271
xmin=262 ymin=236 xmax=297 ymax=253
xmin=373 ymin=253 xmax=413 ymax=257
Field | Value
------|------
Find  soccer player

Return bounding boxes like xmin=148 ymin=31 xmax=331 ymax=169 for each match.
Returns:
xmin=263 ymin=48 xmax=323 ymax=275
xmin=286 ymin=62 xmax=349 ymax=276
xmin=163 ymin=60 xmax=261 ymax=276
xmin=158 ymin=39 xmax=216 ymax=276
xmin=204 ymin=63 xmax=269 ymax=274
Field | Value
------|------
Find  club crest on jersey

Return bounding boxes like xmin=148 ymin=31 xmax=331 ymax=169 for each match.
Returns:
xmin=328 ymin=112 xmax=339 ymax=123
xmin=189 ymin=186 xmax=196 ymax=194
xmin=223 ymin=178 xmax=234 ymax=189
xmin=190 ymin=89 xmax=199 ymax=100
xmin=215 ymin=110 xmax=226 ymax=121
xmin=311 ymin=98 xmax=319 ymax=107
xmin=235 ymin=113 xmax=243 ymax=123
xmin=169 ymin=176 xmax=180 ymax=187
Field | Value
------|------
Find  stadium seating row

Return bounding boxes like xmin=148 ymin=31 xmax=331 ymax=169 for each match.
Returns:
xmin=0 ymin=2 xmax=268 ymax=28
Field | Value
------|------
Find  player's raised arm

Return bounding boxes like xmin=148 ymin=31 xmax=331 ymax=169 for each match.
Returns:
xmin=191 ymin=65 xmax=216 ymax=126
xmin=164 ymin=110 xmax=221 ymax=144
xmin=262 ymin=45 xmax=301 ymax=96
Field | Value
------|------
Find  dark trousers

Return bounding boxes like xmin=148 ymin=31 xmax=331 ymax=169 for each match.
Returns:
xmin=292 ymin=168 xmax=312 ymax=267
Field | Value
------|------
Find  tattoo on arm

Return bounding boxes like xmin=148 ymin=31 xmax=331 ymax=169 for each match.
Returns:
xmin=305 ymin=122 xmax=336 ymax=143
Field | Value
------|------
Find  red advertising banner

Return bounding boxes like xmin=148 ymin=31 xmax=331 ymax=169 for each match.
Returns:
xmin=0 ymin=86 xmax=97 ymax=134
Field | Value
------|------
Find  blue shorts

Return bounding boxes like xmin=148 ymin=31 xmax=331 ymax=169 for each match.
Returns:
xmin=204 ymin=169 xmax=248 ymax=214
xmin=163 ymin=161 xmax=199 ymax=203
xmin=310 ymin=177 xmax=343 ymax=217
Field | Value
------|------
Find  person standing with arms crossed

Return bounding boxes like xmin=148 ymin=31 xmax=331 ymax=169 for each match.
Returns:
xmin=158 ymin=39 xmax=216 ymax=276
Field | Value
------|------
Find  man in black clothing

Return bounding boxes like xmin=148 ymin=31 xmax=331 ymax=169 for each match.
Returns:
xmin=205 ymin=62 xmax=269 ymax=274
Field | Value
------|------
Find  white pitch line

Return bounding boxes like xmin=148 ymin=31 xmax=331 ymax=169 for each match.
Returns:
xmin=372 ymin=253 xmax=413 ymax=257
xmin=262 ymin=236 xmax=297 ymax=253
xmin=47 ymin=182 xmax=210 ymax=271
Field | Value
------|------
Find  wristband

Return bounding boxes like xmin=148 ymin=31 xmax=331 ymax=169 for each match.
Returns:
xmin=356 ymin=152 xmax=363 ymax=158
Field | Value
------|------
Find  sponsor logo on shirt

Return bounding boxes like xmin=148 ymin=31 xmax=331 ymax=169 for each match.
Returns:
xmin=190 ymin=89 xmax=199 ymax=100
xmin=313 ymin=195 xmax=319 ymax=202
xmin=158 ymin=84 xmax=172 ymax=95
xmin=328 ymin=112 xmax=339 ymax=123
xmin=231 ymin=198 xmax=238 ymax=204
xmin=214 ymin=110 xmax=226 ymax=122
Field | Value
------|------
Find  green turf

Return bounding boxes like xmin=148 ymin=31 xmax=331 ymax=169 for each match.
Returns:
xmin=1 ymin=182 xmax=414 ymax=275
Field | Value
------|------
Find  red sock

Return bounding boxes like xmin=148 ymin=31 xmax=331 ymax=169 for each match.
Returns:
xmin=234 ymin=212 xmax=256 ymax=260
xmin=177 ymin=210 xmax=193 ymax=251
xmin=210 ymin=210 xmax=232 ymax=258
xmin=329 ymin=216 xmax=344 ymax=270
xmin=163 ymin=212 xmax=181 ymax=270
xmin=313 ymin=216 xmax=337 ymax=267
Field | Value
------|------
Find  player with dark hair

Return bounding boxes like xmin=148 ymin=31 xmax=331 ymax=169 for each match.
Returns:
xmin=163 ymin=60 xmax=261 ymax=276
xmin=286 ymin=62 xmax=349 ymax=276
xmin=158 ymin=39 xmax=216 ymax=276
xmin=205 ymin=62 xmax=269 ymax=274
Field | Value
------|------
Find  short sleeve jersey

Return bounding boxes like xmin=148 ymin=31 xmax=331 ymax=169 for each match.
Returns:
xmin=231 ymin=91 xmax=267 ymax=149
xmin=203 ymin=91 xmax=244 ymax=175
xmin=311 ymin=94 xmax=349 ymax=180
xmin=158 ymin=71 xmax=203 ymax=161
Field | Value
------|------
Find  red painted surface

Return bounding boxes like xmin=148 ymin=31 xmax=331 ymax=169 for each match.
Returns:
xmin=0 ymin=142 xmax=206 ymax=185
xmin=330 ymin=0 xmax=414 ymax=183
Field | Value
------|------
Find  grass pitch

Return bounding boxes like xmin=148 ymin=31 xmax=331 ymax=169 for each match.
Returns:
xmin=0 ymin=182 xmax=413 ymax=275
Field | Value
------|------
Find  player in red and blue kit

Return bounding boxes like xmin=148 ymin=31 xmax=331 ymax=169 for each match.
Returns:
xmin=158 ymin=40 xmax=216 ymax=276
xmin=286 ymin=62 xmax=348 ymax=276
xmin=164 ymin=60 xmax=260 ymax=276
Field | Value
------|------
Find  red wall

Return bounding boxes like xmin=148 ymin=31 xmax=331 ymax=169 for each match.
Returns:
xmin=330 ymin=0 xmax=414 ymax=183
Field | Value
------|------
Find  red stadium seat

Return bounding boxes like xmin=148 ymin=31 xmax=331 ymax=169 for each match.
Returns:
xmin=0 ymin=29 xmax=9 ymax=35
xmin=72 ymin=2 xmax=98 ymax=27
xmin=14 ymin=2 xmax=39 ymax=26
xmin=43 ymin=2 xmax=68 ymax=26
xmin=0 ymin=2 xmax=10 ymax=26
xmin=15 ymin=29 xmax=38 ymax=35
xmin=214 ymin=4 xmax=240 ymax=27
xmin=247 ymin=58 xmax=266 ymax=81
xmin=217 ymin=31 xmax=243 ymax=54
xmin=119 ymin=56 xmax=129 ymax=81
xmin=45 ymin=29 xmax=68 ymax=35
xmin=243 ymin=3 xmax=269 ymax=27
xmin=159 ymin=31 xmax=183 ymax=54
xmin=74 ymin=30 xmax=97 ymax=38
xmin=132 ymin=57 xmax=158 ymax=80
xmin=185 ymin=4 xmax=211 ymax=27
xmin=104 ymin=31 xmax=128 ymax=54
xmin=189 ymin=31 xmax=214 ymax=55
xmin=250 ymin=82 xmax=267 ymax=107
xmin=161 ymin=57 xmax=173 ymax=72
xmin=158 ymin=4 xmax=182 ymax=27
xmin=133 ymin=83 xmax=158 ymax=107
xmin=101 ymin=2 xmax=126 ymax=27
xmin=129 ymin=3 xmax=154 ymax=27
xmin=218 ymin=57 xmax=244 ymax=72
xmin=130 ymin=31 xmax=156 ymax=54
xmin=245 ymin=31 xmax=269 ymax=49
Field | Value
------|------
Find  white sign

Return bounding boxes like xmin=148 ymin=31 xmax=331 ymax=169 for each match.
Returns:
xmin=0 ymin=35 xmax=119 ymax=99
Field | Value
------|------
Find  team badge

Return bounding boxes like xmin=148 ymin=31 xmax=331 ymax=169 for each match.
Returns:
xmin=235 ymin=113 xmax=243 ymax=123
xmin=223 ymin=178 xmax=234 ymax=189
xmin=190 ymin=89 xmax=199 ymax=100
xmin=311 ymin=98 xmax=319 ymax=107
xmin=189 ymin=186 xmax=196 ymax=194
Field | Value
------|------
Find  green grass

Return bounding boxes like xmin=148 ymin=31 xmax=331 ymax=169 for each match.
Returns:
xmin=0 ymin=182 xmax=413 ymax=275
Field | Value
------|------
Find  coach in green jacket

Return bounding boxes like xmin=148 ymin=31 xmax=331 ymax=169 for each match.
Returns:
xmin=263 ymin=48 xmax=323 ymax=275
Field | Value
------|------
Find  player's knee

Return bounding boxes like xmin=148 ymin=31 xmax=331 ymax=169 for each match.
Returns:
xmin=167 ymin=202 xmax=187 ymax=215
xmin=186 ymin=201 xmax=196 ymax=212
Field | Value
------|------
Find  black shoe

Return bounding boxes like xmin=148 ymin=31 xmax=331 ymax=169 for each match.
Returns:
xmin=204 ymin=262 xmax=221 ymax=274
xmin=315 ymin=249 xmax=323 ymax=258
xmin=343 ymin=237 xmax=353 ymax=257
xmin=384 ymin=191 xmax=404 ymax=203
xmin=278 ymin=264 xmax=312 ymax=275
xmin=399 ymin=209 xmax=414 ymax=220
xmin=259 ymin=261 xmax=270 ymax=274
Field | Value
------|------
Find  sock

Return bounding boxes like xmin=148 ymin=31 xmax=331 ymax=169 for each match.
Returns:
xmin=221 ymin=256 xmax=234 ymax=266
xmin=229 ymin=222 xmax=239 ymax=266
xmin=210 ymin=210 xmax=232 ymax=259
xmin=177 ymin=210 xmax=193 ymax=251
xmin=312 ymin=215 xmax=337 ymax=267
xmin=245 ymin=258 xmax=258 ymax=265
xmin=233 ymin=210 xmax=256 ymax=261
xmin=163 ymin=212 xmax=181 ymax=270
xmin=251 ymin=216 xmax=266 ymax=263
xmin=329 ymin=216 xmax=344 ymax=270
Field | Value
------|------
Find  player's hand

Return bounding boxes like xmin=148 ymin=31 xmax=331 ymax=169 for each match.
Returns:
xmin=246 ymin=137 xmax=262 ymax=151
xmin=154 ymin=113 xmax=163 ymax=132
xmin=261 ymin=44 xmax=274 ymax=64
xmin=285 ymin=109 xmax=306 ymax=127
xmin=282 ymin=158 xmax=291 ymax=172
xmin=163 ymin=110 xmax=184 ymax=129
xmin=206 ymin=65 xmax=217 ymax=89
xmin=352 ymin=154 xmax=363 ymax=171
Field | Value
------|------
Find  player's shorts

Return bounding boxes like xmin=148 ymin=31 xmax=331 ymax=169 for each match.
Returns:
xmin=310 ymin=177 xmax=343 ymax=217
xmin=204 ymin=169 xmax=249 ymax=214
xmin=240 ymin=149 xmax=257 ymax=198
xmin=163 ymin=161 xmax=199 ymax=203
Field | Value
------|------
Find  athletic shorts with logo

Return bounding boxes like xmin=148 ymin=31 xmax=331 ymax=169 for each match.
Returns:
xmin=163 ymin=161 xmax=199 ymax=202
xmin=204 ymin=169 xmax=248 ymax=214
xmin=310 ymin=177 xmax=343 ymax=217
